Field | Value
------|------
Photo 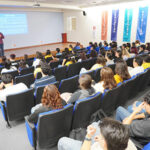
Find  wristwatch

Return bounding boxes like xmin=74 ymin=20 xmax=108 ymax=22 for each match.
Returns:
xmin=85 ymin=137 xmax=92 ymax=141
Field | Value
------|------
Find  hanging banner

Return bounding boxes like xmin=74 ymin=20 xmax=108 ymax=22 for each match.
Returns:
xmin=123 ymin=9 xmax=133 ymax=42
xmin=136 ymin=7 xmax=148 ymax=43
xmin=111 ymin=9 xmax=119 ymax=41
xmin=101 ymin=11 xmax=108 ymax=40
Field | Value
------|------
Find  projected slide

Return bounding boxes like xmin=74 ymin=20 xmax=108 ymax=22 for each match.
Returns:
xmin=0 ymin=14 xmax=28 ymax=35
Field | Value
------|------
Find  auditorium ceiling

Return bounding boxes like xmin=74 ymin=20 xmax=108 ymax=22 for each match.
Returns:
xmin=0 ymin=0 xmax=144 ymax=10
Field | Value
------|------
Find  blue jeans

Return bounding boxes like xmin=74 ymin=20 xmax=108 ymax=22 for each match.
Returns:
xmin=116 ymin=106 xmax=131 ymax=122
xmin=0 ymin=44 xmax=4 ymax=56
xmin=127 ymin=101 xmax=145 ymax=113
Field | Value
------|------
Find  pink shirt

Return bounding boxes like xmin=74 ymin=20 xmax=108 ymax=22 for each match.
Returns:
xmin=0 ymin=32 xmax=4 ymax=44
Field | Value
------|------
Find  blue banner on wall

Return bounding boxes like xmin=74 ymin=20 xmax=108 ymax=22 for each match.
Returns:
xmin=136 ymin=7 xmax=148 ymax=43
xmin=123 ymin=9 xmax=133 ymax=42
xmin=111 ymin=9 xmax=119 ymax=41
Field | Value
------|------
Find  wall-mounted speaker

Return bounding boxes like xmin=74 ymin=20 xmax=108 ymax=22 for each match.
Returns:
xmin=83 ymin=11 xmax=86 ymax=16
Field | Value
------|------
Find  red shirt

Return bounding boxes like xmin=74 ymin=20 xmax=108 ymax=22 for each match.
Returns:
xmin=0 ymin=32 xmax=4 ymax=44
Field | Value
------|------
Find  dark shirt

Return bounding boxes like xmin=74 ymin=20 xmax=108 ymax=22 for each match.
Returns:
xmin=67 ymin=87 xmax=95 ymax=104
xmin=128 ymin=112 xmax=150 ymax=146
xmin=0 ymin=32 xmax=4 ymax=44
xmin=33 ymin=75 xmax=56 ymax=88
xmin=28 ymin=100 xmax=67 ymax=124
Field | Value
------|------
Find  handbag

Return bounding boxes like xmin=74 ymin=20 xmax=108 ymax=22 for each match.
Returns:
xmin=90 ymin=109 xmax=107 ymax=124
xmin=69 ymin=128 xmax=87 ymax=141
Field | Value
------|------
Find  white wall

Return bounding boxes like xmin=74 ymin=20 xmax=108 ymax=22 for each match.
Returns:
xmin=63 ymin=1 xmax=150 ymax=47
xmin=0 ymin=10 xmax=64 ymax=49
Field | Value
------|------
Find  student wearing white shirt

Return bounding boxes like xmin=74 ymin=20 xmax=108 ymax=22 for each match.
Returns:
xmin=0 ymin=74 xmax=28 ymax=102
xmin=129 ymin=56 xmax=144 ymax=77
xmin=1 ymin=59 xmax=17 ymax=74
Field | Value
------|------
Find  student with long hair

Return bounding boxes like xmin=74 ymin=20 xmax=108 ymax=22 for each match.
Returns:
xmin=114 ymin=60 xmax=131 ymax=84
xmin=93 ymin=67 xmax=117 ymax=93
xmin=28 ymin=84 xmax=66 ymax=123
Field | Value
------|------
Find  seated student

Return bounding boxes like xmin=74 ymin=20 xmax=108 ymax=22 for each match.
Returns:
xmin=74 ymin=42 xmax=81 ymax=50
xmin=122 ymin=44 xmax=132 ymax=59
xmin=103 ymin=41 xmax=109 ymax=50
xmin=138 ymin=45 xmax=147 ymax=55
xmin=78 ymin=52 xmax=87 ymax=62
xmin=94 ymin=42 xmax=99 ymax=53
xmin=45 ymin=49 xmax=54 ymax=60
xmin=69 ymin=45 xmax=73 ymax=52
xmin=99 ymin=47 xmax=106 ymax=57
xmin=56 ymin=48 xmax=62 ymax=56
xmin=9 ymin=54 xmax=18 ymax=66
xmin=61 ymin=74 xmax=95 ymax=104
xmin=135 ymin=40 xmax=141 ymax=51
xmin=32 ymin=51 xmax=43 ymax=68
xmin=93 ymin=67 xmax=117 ymax=93
xmin=114 ymin=60 xmax=131 ymax=84
xmin=116 ymin=92 xmax=150 ymax=146
xmin=131 ymin=42 xmax=138 ymax=55
xmin=0 ymin=74 xmax=28 ymax=102
xmin=105 ymin=52 xmax=114 ymax=65
xmin=18 ymin=60 xmax=28 ymax=73
xmin=58 ymin=118 xmax=137 ymax=150
xmin=129 ymin=56 xmax=144 ymax=77
xmin=80 ymin=56 xmax=106 ymax=74
xmin=1 ymin=59 xmax=17 ymax=74
xmin=32 ymin=62 xmax=56 ymax=88
xmin=81 ymin=56 xmax=106 ymax=74
xmin=142 ymin=55 xmax=150 ymax=69
xmin=90 ymin=47 xmax=98 ymax=58
xmin=28 ymin=84 xmax=66 ymax=124
xmin=114 ymin=50 xmax=123 ymax=63
xmin=90 ymin=56 xmax=106 ymax=70
xmin=62 ymin=56 xmax=76 ymax=66
xmin=145 ymin=43 xmax=150 ymax=51
xmin=86 ymin=42 xmax=93 ymax=54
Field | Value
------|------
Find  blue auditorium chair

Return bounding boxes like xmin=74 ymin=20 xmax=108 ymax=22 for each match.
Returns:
xmin=101 ymin=84 xmax=123 ymax=116
xmin=67 ymin=62 xmax=82 ymax=78
xmin=59 ymin=75 xmax=79 ymax=93
xmin=20 ymin=66 xmax=34 ymax=75
xmin=0 ymin=88 xmax=34 ymax=127
xmin=15 ymin=73 xmax=35 ymax=88
xmin=72 ymin=92 xmax=102 ymax=129
xmin=25 ymin=104 xmax=73 ymax=150
xmin=53 ymin=66 xmax=67 ymax=81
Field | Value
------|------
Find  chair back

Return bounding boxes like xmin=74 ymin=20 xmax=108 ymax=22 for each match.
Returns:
xmin=67 ymin=62 xmax=81 ymax=78
xmin=37 ymin=104 xmax=73 ymax=149
xmin=20 ymin=66 xmax=34 ymax=75
xmin=59 ymin=75 xmax=79 ymax=93
xmin=102 ymin=85 xmax=123 ymax=116
xmin=15 ymin=73 xmax=35 ymax=88
xmin=6 ymin=89 xmax=34 ymax=121
xmin=72 ymin=92 xmax=102 ymax=129
xmin=53 ymin=66 xmax=67 ymax=81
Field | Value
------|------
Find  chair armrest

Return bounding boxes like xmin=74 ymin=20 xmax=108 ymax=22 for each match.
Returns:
xmin=0 ymin=101 xmax=8 ymax=121
xmin=25 ymin=116 xmax=36 ymax=148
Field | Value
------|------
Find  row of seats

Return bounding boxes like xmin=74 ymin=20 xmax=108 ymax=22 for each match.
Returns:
xmin=24 ymin=68 xmax=150 ymax=149
xmin=1 ymin=67 xmax=150 ymax=149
